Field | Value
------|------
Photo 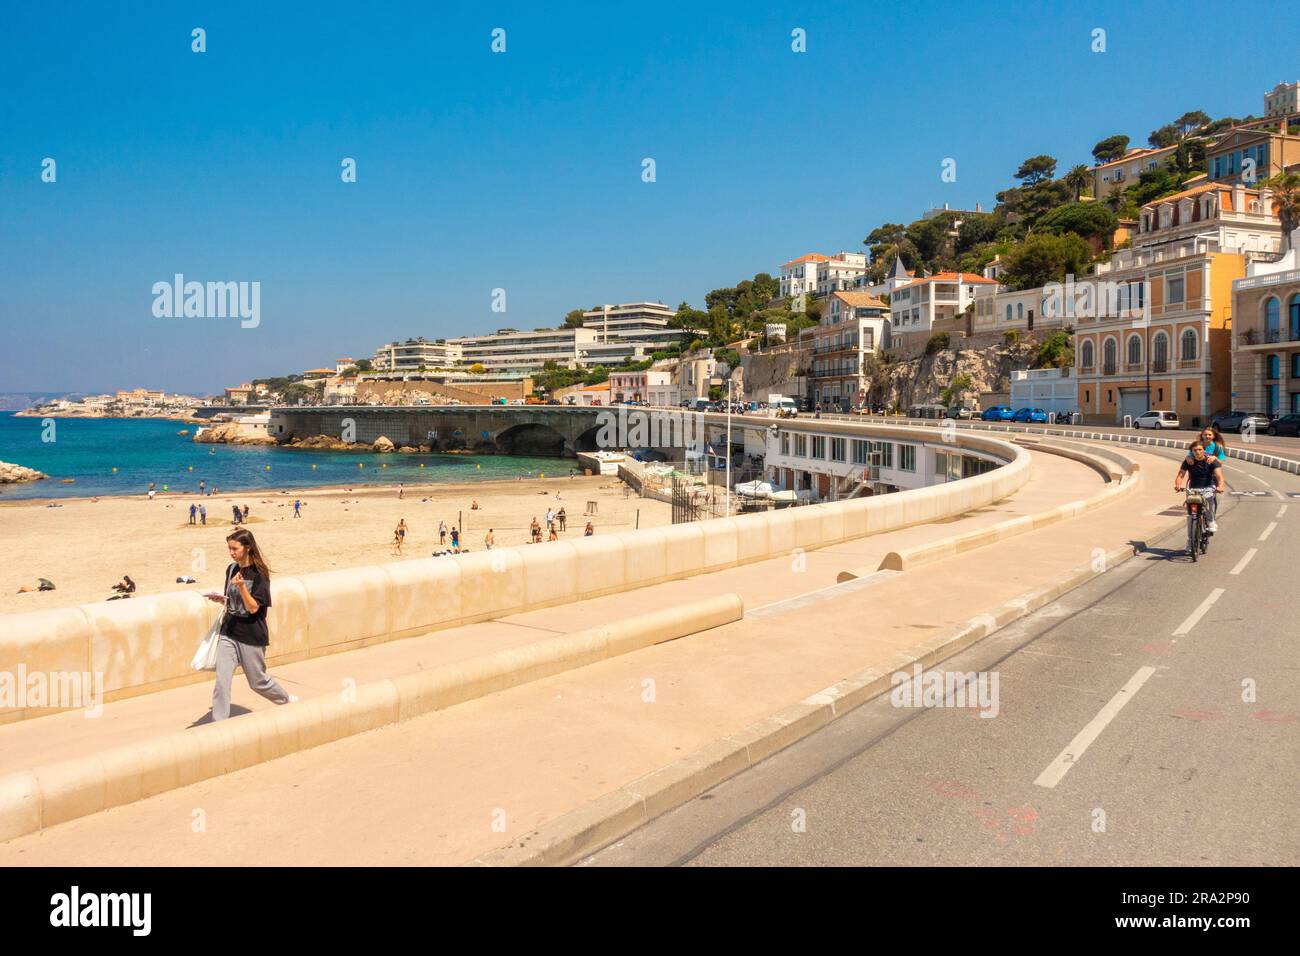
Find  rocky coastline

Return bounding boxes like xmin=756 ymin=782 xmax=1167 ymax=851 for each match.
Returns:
xmin=0 ymin=461 xmax=47 ymax=484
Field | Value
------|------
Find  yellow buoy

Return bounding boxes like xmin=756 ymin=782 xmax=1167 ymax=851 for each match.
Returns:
xmin=188 ymin=466 xmax=193 ymax=472
xmin=419 ymin=463 xmax=424 ymax=468
xmin=265 ymin=465 xmax=271 ymax=470
xmin=476 ymin=463 xmax=481 ymax=470
xmin=382 ymin=463 xmax=387 ymax=469
xmin=539 ymin=473 xmax=544 ymax=478
xmin=358 ymin=463 xmax=364 ymax=469
xmin=112 ymin=467 xmax=118 ymax=474
xmin=312 ymin=464 xmax=317 ymax=470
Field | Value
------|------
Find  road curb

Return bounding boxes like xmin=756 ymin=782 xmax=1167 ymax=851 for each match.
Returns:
xmin=470 ymin=512 xmax=1184 ymax=867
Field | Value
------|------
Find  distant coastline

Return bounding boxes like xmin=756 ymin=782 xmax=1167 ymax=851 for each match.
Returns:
xmin=13 ymin=407 xmax=201 ymax=422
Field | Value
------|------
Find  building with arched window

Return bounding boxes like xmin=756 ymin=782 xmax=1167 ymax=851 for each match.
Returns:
xmin=1232 ymin=229 xmax=1300 ymax=416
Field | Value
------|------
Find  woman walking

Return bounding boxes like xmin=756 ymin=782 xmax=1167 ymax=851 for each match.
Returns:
xmin=203 ymin=529 xmax=296 ymax=721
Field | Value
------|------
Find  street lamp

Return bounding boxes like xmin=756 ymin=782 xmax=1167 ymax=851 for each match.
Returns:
xmin=717 ymin=362 xmax=734 ymax=517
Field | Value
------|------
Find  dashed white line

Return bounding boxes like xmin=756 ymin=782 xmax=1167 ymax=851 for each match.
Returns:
xmin=1238 ymin=471 xmax=1274 ymax=490
xmin=1033 ymin=666 xmax=1157 ymax=789
xmin=1259 ymin=522 xmax=1278 ymax=542
xmin=1173 ymin=588 xmax=1225 ymax=636
xmin=1279 ymin=505 xmax=1289 ymax=518
xmin=1229 ymin=549 xmax=1258 ymax=576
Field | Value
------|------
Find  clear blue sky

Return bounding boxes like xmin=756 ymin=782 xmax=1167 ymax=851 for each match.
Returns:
xmin=0 ymin=0 xmax=1279 ymax=394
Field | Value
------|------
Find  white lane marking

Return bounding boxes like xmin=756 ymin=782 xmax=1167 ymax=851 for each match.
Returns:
xmin=1238 ymin=470 xmax=1274 ymax=490
xmin=1034 ymin=666 xmax=1157 ymax=789
xmin=1279 ymin=505 xmax=1289 ymax=518
xmin=1173 ymin=588 xmax=1225 ymax=636
xmin=1259 ymin=522 xmax=1277 ymax=542
xmin=1229 ymin=549 xmax=1258 ymax=576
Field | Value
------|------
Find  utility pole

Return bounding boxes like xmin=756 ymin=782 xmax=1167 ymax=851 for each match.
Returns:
xmin=725 ymin=376 xmax=733 ymax=518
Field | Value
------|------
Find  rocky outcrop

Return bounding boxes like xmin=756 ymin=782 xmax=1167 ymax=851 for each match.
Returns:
xmin=285 ymin=434 xmax=354 ymax=451
xmin=372 ymin=436 xmax=396 ymax=453
xmin=868 ymin=340 xmax=1043 ymax=410
xmin=0 ymin=460 xmax=47 ymax=484
xmin=192 ymin=422 xmax=276 ymax=445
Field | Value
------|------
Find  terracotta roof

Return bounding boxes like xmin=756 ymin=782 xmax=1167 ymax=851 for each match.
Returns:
xmin=830 ymin=291 xmax=889 ymax=308
xmin=1142 ymin=182 xmax=1258 ymax=210
xmin=1092 ymin=145 xmax=1177 ymax=170
xmin=582 ymin=384 xmax=610 ymax=391
xmin=782 ymin=253 xmax=830 ymax=267
xmin=897 ymin=272 xmax=997 ymax=289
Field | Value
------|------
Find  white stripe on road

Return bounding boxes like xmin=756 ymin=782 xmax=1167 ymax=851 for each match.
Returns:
xmin=1034 ymin=666 xmax=1157 ymax=789
xmin=1259 ymin=522 xmax=1277 ymax=541
xmin=1279 ymin=505 xmax=1289 ymax=518
xmin=1239 ymin=471 xmax=1274 ymax=490
xmin=1229 ymin=549 xmax=1258 ymax=576
xmin=1173 ymin=588 xmax=1225 ymax=636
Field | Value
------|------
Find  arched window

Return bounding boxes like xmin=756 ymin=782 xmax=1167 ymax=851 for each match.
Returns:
xmin=1153 ymin=331 xmax=1169 ymax=371
xmin=1265 ymin=297 xmax=1281 ymax=343
xmin=1017 ymin=302 xmax=1024 ymax=321
xmin=1081 ymin=340 xmax=1095 ymax=369
xmin=1005 ymin=304 xmax=1012 ymax=323
xmin=1103 ymin=338 xmax=1117 ymax=373
xmin=1127 ymin=334 xmax=1142 ymax=365
xmin=1180 ymin=329 xmax=1198 ymax=361
xmin=1288 ymin=294 xmax=1300 ymax=342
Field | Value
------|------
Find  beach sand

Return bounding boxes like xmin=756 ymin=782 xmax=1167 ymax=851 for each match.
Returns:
xmin=0 ymin=476 xmax=671 ymax=615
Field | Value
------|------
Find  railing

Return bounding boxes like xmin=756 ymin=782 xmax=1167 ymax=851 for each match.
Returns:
xmin=1151 ymin=360 xmax=1168 ymax=373
xmin=1102 ymin=363 xmax=1117 ymax=375
xmin=1234 ymin=268 xmax=1300 ymax=292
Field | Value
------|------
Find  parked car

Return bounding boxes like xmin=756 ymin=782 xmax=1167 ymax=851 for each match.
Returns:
xmin=1011 ymin=407 xmax=1049 ymax=423
xmin=545 ymin=399 xmax=560 ymax=405
xmin=1266 ymin=413 xmax=1300 ymax=436
xmin=947 ymin=405 xmax=978 ymax=420
xmin=1212 ymin=410 xmax=1272 ymax=434
xmin=981 ymin=405 xmax=1015 ymax=422
xmin=1134 ymin=409 xmax=1180 ymax=429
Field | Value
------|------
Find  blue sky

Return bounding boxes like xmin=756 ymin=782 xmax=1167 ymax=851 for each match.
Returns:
xmin=0 ymin=0 xmax=1279 ymax=393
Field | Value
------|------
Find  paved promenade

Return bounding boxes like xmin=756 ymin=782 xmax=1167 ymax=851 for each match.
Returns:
xmin=0 ymin=442 xmax=1188 ymax=865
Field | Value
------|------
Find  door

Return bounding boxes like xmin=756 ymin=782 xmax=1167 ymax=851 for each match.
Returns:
xmin=1118 ymin=388 xmax=1149 ymax=425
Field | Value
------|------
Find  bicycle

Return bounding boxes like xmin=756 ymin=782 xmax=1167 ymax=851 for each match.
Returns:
xmin=1184 ymin=488 xmax=1214 ymax=561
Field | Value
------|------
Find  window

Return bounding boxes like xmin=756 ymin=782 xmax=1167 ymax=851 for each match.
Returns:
xmin=780 ymin=433 xmax=790 ymax=455
xmin=1166 ymin=275 xmax=1185 ymax=305
xmin=1265 ymin=296 xmax=1281 ymax=342
xmin=1268 ymin=384 xmax=1280 ymax=415
xmin=1017 ymin=302 xmax=1024 ymax=321
xmin=1268 ymin=354 xmax=1281 ymax=379
xmin=794 ymin=434 xmax=807 ymax=457
xmin=872 ymin=441 xmax=893 ymax=468
xmin=1127 ymin=334 xmax=1142 ymax=365
xmin=1157 ymin=388 xmax=1164 ymax=402
xmin=899 ymin=444 xmax=916 ymax=471
xmin=1153 ymin=332 xmax=1169 ymax=371
xmin=1103 ymin=338 xmax=1117 ymax=373
xmin=812 ymin=436 xmax=826 ymax=459
xmin=1292 ymin=352 xmax=1300 ymax=379
xmin=1085 ymin=389 xmax=1090 ymax=403
xmin=1005 ymin=304 xmax=1012 ymax=323
xmin=852 ymin=440 xmax=870 ymax=465
xmin=1081 ymin=340 xmax=1095 ymax=368
xmin=1180 ymin=329 xmax=1198 ymax=361
xmin=831 ymin=437 xmax=846 ymax=462
xmin=1290 ymin=295 xmax=1300 ymax=341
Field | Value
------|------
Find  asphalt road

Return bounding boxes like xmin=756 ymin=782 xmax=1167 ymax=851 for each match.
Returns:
xmin=583 ymin=450 xmax=1299 ymax=866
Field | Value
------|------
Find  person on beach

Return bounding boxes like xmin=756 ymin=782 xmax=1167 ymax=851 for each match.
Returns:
xmin=203 ymin=530 xmax=296 ymax=721
xmin=393 ymin=518 xmax=407 ymax=554
xmin=530 ymin=516 xmax=541 ymax=543
xmin=546 ymin=507 xmax=555 ymax=532
xmin=584 ymin=521 xmax=594 ymax=536
xmin=484 ymin=528 xmax=494 ymax=550
xmin=439 ymin=520 xmax=447 ymax=545
xmin=450 ymin=526 xmax=460 ymax=550
xmin=189 ymin=503 xmax=197 ymax=525
xmin=148 ymin=482 xmax=157 ymax=501
xmin=557 ymin=507 xmax=566 ymax=532
xmin=398 ymin=483 xmax=404 ymax=500
xmin=199 ymin=480 xmax=205 ymax=495
xmin=548 ymin=526 xmax=558 ymax=542
xmin=471 ymin=499 xmax=480 ymax=510
xmin=242 ymin=504 xmax=250 ymax=522
xmin=199 ymin=502 xmax=207 ymax=525
xmin=293 ymin=498 xmax=301 ymax=518
xmin=111 ymin=575 xmax=136 ymax=595
xmin=231 ymin=504 xmax=242 ymax=526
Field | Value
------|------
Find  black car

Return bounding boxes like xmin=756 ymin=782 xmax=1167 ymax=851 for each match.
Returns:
xmin=1212 ymin=410 xmax=1272 ymax=433
xmin=1266 ymin=413 xmax=1300 ymax=436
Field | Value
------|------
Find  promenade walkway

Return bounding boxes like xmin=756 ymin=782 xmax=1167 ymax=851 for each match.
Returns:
xmin=0 ymin=442 xmax=1187 ymax=865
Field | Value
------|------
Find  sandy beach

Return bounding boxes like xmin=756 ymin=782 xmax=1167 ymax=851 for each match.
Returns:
xmin=0 ymin=475 xmax=671 ymax=615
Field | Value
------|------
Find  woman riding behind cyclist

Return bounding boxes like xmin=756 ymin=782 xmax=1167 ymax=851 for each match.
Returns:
xmin=1174 ymin=440 xmax=1227 ymax=534
xmin=1195 ymin=425 xmax=1228 ymax=462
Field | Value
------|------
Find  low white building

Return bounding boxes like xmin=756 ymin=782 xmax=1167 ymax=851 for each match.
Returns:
xmin=1010 ymin=368 xmax=1077 ymax=417
xmin=890 ymin=272 xmax=997 ymax=335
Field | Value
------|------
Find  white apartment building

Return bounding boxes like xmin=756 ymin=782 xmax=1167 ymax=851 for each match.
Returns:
xmin=1133 ymin=182 xmax=1282 ymax=258
xmin=889 ymin=272 xmax=997 ymax=334
xmin=452 ymin=327 xmax=597 ymax=372
xmin=780 ymin=253 xmax=829 ymax=302
xmin=1265 ymin=81 xmax=1300 ymax=118
xmin=815 ymin=251 xmax=869 ymax=297
xmin=579 ymin=302 xmax=686 ymax=364
xmin=372 ymin=338 xmax=462 ymax=371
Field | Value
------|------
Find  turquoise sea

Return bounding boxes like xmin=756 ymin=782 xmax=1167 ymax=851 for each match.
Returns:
xmin=0 ymin=413 xmax=570 ymax=500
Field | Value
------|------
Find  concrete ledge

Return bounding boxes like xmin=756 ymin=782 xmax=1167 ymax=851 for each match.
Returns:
xmin=471 ymin=511 xmax=1184 ymax=868
xmin=0 ymin=594 xmax=743 ymax=843
xmin=842 ymin=444 xmax=1143 ymax=579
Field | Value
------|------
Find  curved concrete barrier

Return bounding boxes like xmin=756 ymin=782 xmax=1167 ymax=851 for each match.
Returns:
xmin=0 ymin=423 xmax=1030 ymax=713
xmin=842 ymin=441 xmax=1143 ymax=579
xmin=0 ymin=593 xmax=743 ymax=843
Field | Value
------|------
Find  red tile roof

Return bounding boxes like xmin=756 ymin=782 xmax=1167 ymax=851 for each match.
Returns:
xmin=782 ymin=253 xmax=831 ymax=267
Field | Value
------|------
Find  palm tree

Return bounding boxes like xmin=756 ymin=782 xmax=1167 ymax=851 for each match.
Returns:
xmin=1064 ymin=164 xmax=1091 ymax=201
xmin=1264 ymin=171 xmax=1300 ymax=253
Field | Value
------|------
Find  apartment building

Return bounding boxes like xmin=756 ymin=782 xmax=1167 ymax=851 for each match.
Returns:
xmin=608 ymin=369 xmax=675 ymax=405
xmin=372 ymin=338 xmax=462 ymax=371
xmin=852 ymin=255 xmax=914 ymax=298
xmin=1073 ymin=184 xmax=1281 ymax=424
xmin=815 ymin=251 xmax=869 ymax=297
xmin=889 ymin=272 xmax=997 ymax=335
xmin=1265 ymin=81 xmax=1300 ymax=119
xmin=1231 ymin=231 xmax=1300 ymax=416
xmin=224 ymin=383 xmax=253 ymax=405
xmin=811 ymin=292 xmax=890 ymax=411
xmin=578 ymin=302 xmax=685 ymax=365
xmin=452 ymin=327 xmax=598 ymax=372
xmin=1204 ymin=127 xmax=1300 ymax=185
xmin=971 ymin=281 xmax=1088 ymax=335
xmin=1091 ymin=146 xmax=1179 ymax=199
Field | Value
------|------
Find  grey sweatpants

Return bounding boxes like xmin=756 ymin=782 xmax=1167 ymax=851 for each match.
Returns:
xmin=211 ymin=635 xmax=291 ymax=721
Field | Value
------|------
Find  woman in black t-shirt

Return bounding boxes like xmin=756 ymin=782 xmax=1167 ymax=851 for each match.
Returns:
xmin=203 ymin=529 xmax=296 ymax=721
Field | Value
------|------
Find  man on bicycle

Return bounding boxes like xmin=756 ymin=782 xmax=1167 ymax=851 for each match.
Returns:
xmin=1174 ymin=440 xmax=1226 ymax=533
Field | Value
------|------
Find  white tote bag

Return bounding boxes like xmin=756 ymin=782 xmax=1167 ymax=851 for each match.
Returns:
xmin=191 ymin=611 xmax=223 ymax=671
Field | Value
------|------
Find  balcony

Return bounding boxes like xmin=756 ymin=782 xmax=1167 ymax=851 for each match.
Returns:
xmin=1151 ymin=360 xmax=1168 ymax=373
xmin=1102 ymin=363 xmax=1117 ymax=376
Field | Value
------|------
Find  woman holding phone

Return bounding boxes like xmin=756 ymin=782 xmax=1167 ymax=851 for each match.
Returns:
xmin=204 ymin=528 xmax=296 ymax=720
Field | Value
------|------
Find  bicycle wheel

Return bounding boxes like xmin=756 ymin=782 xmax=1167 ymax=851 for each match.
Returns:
xmin=1200 ymin=516 xmax=1209 ymax=554
xmin=1190 ymin=516 xmax=1200 ymax=561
